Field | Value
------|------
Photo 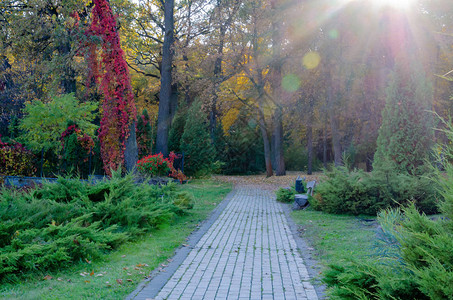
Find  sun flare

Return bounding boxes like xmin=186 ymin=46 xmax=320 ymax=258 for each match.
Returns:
xmin=371 ymin=0 xmax=415 ymax=10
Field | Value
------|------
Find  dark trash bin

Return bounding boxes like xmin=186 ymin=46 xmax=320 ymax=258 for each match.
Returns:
xmin=295 ymin=176 xmax=305 ymax=193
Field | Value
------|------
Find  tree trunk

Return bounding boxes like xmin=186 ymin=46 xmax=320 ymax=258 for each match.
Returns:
xmin=125 ymin=121 xmax=138 ymax=173
xmin=183 ymin=51 xmax=191 ymax=105
xmin=270 ymin=0 xmax=285 ymax=176
xmin=327 ymin=72 xmax=342 ymax=167
xmin=307 ymin=123 xmax=313 ymax=175
xmin=307 ymin=96 xmax=314 ymax=174
xmin=329 ymin=110 xmax=342 ymax=167
xmin=210 ymin=23 xmax=226 ymax=140
xmin=155 ymin=0 xmax=174 ymax=157
xmin=273 ymin=106 xmax=285 ymax=175
xmin=58 ymin=40 xmax=76 ymax=94
xmin=183 ymin=2 xmax=192 ymax=106
xmin=366 ymin=153 xmax=373 ymax=172
xmin=209 ymin=99 xmax=217 ymax=140
xmin=170 ymin=83 xmax=178 ymax=121
xmin=258 ymin=109 xmax=273 ymax=177
xmin=323 ymin=120 xmax=328 ymax=169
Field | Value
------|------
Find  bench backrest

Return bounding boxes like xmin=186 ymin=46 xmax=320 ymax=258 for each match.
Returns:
xmin=306 ymin=181 xmax=316 ymax=196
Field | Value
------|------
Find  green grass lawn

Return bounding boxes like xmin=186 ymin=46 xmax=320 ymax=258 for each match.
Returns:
xmin=0 ymin=179 xmax=232 ymax=300
xmin=291 ymin=208 xmax=377 ymax=267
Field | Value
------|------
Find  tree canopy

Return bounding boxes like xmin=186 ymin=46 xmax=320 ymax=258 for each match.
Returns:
xmin=1 ymin=0 xmax=452 ymax=176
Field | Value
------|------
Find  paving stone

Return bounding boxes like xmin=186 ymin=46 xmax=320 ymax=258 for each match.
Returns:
xmin=132 ymin=186 xmax=319 ymax=300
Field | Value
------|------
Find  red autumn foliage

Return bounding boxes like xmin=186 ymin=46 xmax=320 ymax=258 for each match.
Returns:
xmin=60 ymin=124 xmax=95 ymax=158
xmin=0 ymin=135 xmax=36 ymax=176
xmin=88 ymin=0 xmax=136 ymax=176
xmin=136 ymin=152 xmax=187 ymax=183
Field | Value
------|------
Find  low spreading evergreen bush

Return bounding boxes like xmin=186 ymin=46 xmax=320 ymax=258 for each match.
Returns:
xmin=276 ymin=187 xmax=296 ymax=203
xmin=323 ymin=203 xmax=452 ymax=300
xmin=322 ymin=118 xmax=453 ymax=300
xmin=312 ymin=166 xmax=439 ymax=215
xmin=0 ymin=170 xmax=192 ymax=282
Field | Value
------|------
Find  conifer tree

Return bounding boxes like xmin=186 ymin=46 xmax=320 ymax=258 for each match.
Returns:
xmin=136 ymin=109 xmax=153 ymax=158
xmin=373 ymin=61 xmax=434 ymax=175
xmin=180 ymin=100 xmax=216 ymax=176
xmin=168 ymin=103 xmax=187 ymax=153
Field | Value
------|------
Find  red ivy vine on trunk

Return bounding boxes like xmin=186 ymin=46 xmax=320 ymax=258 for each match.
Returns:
xmin=88 ymin=0 xmax=136 ymax=176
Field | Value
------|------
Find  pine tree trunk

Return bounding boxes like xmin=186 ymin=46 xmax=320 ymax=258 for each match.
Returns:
xmin=155 ymin=0 xmax=174 ymax=157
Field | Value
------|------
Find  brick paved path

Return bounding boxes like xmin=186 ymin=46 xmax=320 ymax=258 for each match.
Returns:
xmin=133 ymin=186 xmax=318 ymax=300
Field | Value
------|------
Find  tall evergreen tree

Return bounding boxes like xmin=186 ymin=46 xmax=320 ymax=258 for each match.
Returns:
xmin=373 ymin=61 xmax=434 ymax=175
xmin=136 ymin=109 xmax=153 ymax=158
xmin=222 ymin=110 xmax=265 ymax=175
xmin=168 ymin=103 xmax=187 ymax=153
xmin=180 ymin=100 xmax=216 ymax=176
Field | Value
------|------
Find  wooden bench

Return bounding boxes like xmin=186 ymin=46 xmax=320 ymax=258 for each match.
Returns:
xmin=293 ymin=180 xmax=316 ymax=210
xmin=306 ymin=180 xmax=316 ymax=196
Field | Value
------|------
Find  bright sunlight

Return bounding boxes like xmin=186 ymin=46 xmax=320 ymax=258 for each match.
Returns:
xmin=370 ymin=0 xmax=416 ymax=10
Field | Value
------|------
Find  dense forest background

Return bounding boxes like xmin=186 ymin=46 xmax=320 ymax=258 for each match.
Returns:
xmin=0 ymin=0 xmax=452 ymax=177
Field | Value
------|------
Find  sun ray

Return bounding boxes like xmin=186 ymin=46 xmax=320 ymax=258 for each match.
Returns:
xmin=367 ymin=0 xmax=417 ymax=10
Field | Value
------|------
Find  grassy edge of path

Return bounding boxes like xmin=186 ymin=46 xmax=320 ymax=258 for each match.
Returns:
xmin=290 ymin=208 xmax=377 ymax=282
xmin=0 ymin=179 xmax=232 ymax=300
